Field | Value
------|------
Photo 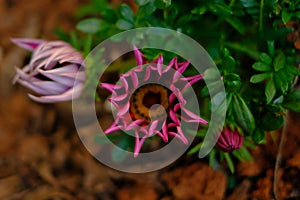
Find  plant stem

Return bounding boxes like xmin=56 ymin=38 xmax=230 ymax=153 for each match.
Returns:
xmin=259 ymin=0 xmax=264 ymax=32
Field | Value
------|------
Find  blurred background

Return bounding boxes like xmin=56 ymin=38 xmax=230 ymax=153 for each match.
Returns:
xmin=0 ymin=0 xmax=300 ymax=199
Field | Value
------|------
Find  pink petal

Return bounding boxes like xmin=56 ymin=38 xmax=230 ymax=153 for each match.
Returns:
xmin=11 ymin=38 xmax=45 ymax=51
xmin=28 ymin=83 xmax=83 ymax=103
xmin=117 ymin=102 xmax=130 ymax=116
xmin=154 ymin=55 xmax=163 ymax=76
xmin=131 ymin=71 xmax=139 ymax=88
xmin=120 ymin=76 xmax=129 ymax=92
xmin=105 ymin=120 xmax=121 ymax=134
xmin=181 ymin=107 xmax=208 ymax=124
xmin=38 ymin=69 xmax=76 ymax=86
xmin=134 ymin=46 xmax=144 ymax=66
xmin=124 ymin=120 xmax=144 ymax=130
xmin=144 ymin=66 xmax=151 ymax=81
xmin=163 ymin=57 xmax=176 ymax=73
xmin=148 ymin=120 xmax=159 ymax=136
xmin=100 ymin=83 xmax=118 ymax=94
xmin=134 ymin=130 xmax=146 ymax=157
xmin=177 ymin=61 xmax=190 ymax=74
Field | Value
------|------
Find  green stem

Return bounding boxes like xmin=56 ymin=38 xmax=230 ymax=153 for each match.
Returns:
xmin=84 ymin=34 xmax=93 ymax=57
xmin=259 ymin=0 xmax=264 ymax=31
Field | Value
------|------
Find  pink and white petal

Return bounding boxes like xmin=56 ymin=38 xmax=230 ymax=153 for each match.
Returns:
xmin=134 ymin=130 xmax=146 ymax=157
xmin=181 ymin=107 xmax=208 ymax=124
xmin=147 ymin=120 xmax=159 ymax=136
xmin=27 ymin=83 xmax=82 ymax=103
xmin=163 ymin=57 xmax=177 ymax=73
xmin=144 ymin=66 xmax=152 ymax=81
xmin=153 ymin=55 xmax=163 ymax=76
xmin=181 ymin=74 xmax=203 ymax=89
xmin=32 ymin=80 xmax=68 ymax=94
xmin=169 ymin=109 xmax=180 ymax=125
xmin=168 ymin=93 xmax=176 ymax=104
xmin=13 ymin=68 xmax=31 ymax=83
xmin=134 ymin=46 xmax=144 ymax=66
xmin=11 ymin=38 xmax=45 ymax=51
xmin=38 ymin=69 xmax=76 ymax=86
xmin=17 ymin=79 xmax=54 ymax=95
xmin=124 ymin=119 xmax=144 ymax=131
xmin=120 ymin=76 xmax=129 ymax=92
xmin=100 ymin=83 xmax=121 ymax=94
xmin=176 ymin=126 xmax=188 ymax=144
xmin=111 ymin=92 xmax=128 ymax=102
xmin=168 ymin=127 xmax=188 ymax=144
xmin=117 ymin=102 xmax=130 ymax=116
xmin=161 ymin=121 xmax=169 ymax=142
xmin=131 ymin=71 xmax=139 ymax=88
xmin=105 ymin=120 xmax=122 ymax=134
xmin=177 ymin=61 xmax=190 ymax=74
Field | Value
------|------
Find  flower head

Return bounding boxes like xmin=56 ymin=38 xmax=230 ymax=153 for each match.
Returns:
xmin=216 ymin=127 xmax=244 ymax=152
xmin=101 ymin=47 xmax=208 ymax=157
xmin=12 ymin=38 xmax=85 ymax=103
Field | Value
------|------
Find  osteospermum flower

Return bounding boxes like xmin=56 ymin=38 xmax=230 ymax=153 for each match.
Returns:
xmin=216 ymin=127 xmax=244 ymax=152
xmin=12 ymin=38 xmax=85 ymax=103
xmin=101 ymin=47 xmax=208 ymax=157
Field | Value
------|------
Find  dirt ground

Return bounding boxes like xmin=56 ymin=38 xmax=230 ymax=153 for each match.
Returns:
xmin=0 ymin=1 xmax=300 ymax=199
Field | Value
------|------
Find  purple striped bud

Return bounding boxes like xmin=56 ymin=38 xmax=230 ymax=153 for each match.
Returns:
xmin=216 ymin=127 xmax=244 ymax=152
xmin=12 ymin=38 xmax=85 ymax=103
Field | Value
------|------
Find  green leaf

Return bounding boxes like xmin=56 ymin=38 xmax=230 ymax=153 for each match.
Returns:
xmin=232 ymin=94 xmax=256 ymax=133
xmin=274 ymin=73 xmax=288 ymax=94
xmin=188 ymin=142 xmax=202 ymax=155
xmin=209 ymin=149 xmax=220 ymax=169
xmin=116 ymin=19 xmax=133 ymax=30
xmin=252 ymin=129 xmax=265 ymax=144
xmin=225 ymin=17 xmax=246 ymax=34
xmin=239 ymin=0 xmax=256 ymax=7
xmin=252 ymin=62 xmax=271 ymax=72
xmin=224 ymin=153 xmax=235 ymax=173
xmin=102 ymin=8 xmax=118 ymax=23
xmin=135 ymin=0 xmax=150 ymax=6
xmin=225 ymin=73 xmax=242 ymax=93
xmin=273 ymin=52 xmax=285 ymax=72
xmin=273 ymin=95 xmax=284 ymax=104
xmin=119 ymin=4 xmax=134 ymax=23
xmin=222 ymin=55 xmax=236 ymax=71
xmin=76 ymin=18 xmax=106 ymax=34
xmin=191 ymin=6 xmax=207 ymax=15
xmin=282 ymin=9 xmax=293 ymax=24
xmin=261 ymin=112 xmax=284 ymax=131
xmin=209 ymin=3 xmax=233 ymax=14
xmin=267 ymin=41 xmax=275 ymax=57
xmin=283 ymin=89 xmax=300 ymax=112
xmin=250 ymin=73 xmax=270 ymax=83
xmin=265 ymin=76 xmax=276 ymax=104
xmin=136 ymin=1 xmax=157 ymax=20
xmin=238 ymin=146 xmax=253 ymax=161
xmin=154 ymin=0 xmax=171 ymax=9
xmin=259 ymin=53 xmax=272 ymax=65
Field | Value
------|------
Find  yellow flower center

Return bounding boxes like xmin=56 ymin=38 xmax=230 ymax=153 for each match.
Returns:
xmin=130 ymin=84 xmax=169 ymax=123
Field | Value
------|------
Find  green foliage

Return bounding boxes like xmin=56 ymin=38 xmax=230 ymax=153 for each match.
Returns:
xmin=250 ymin=41 xmax=299 ymax=104
xmin=61 ymin=0 xmax=300 ymax=171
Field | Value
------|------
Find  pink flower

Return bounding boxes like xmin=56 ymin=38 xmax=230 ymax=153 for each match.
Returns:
xmin=12 ymin=38 xmax=85 ymax=103
xmin=216 ymin=127 xmax=244 ymax=152
xmin=101 ymin=47 xmax=208 ymax=157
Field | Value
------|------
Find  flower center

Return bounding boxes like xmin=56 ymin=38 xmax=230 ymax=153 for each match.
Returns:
xmin=130 ymin=84 xmax=169 ymax=123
